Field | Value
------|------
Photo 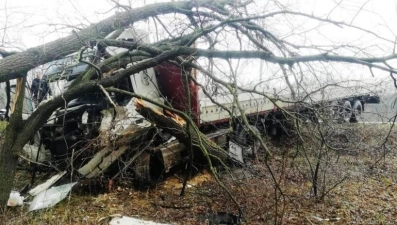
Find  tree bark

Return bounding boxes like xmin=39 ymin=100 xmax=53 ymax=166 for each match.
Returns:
xmin=0 ymin=77 xmax=26 ymax=210
xmin=0 ymin=1 xmax=194 ymax=83
xmin=134 ymin=99 xmax=230 ymax=166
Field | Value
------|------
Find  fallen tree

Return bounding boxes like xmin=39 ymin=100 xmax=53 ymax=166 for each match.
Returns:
xmin=0 ymin=0 xmax=396 ymax=213
xmin=134 ymin=98 xmax=230 ymax=166
xmin=0 ymin=0 xmax=243 ymax=207
xmin=0 ymin=1 xmax=201 ymax=83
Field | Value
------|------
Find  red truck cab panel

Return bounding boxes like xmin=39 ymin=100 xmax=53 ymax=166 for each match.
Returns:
xmin=154 ymin=62 xmax=200 ymax=125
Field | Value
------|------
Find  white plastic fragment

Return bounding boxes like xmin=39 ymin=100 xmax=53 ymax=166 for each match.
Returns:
xmin=109 ymin=216 xmax=175 ymax=225
xmin=22 ymin=131 xmax=50 ymax=162
xmin=309 ymin=215 xmax=341 ymax=222
xmin=28 ymin=171 xmax=66 ymax=196
xmin=28 ymin=182 xmax=77 ymax=212
xmin=22 ymin=143 xmax=49 ymax=162
xmin=7 ymin=191 xmax=24 ymax=207
xmin=311 ymin=216 xmax=328 ymax=222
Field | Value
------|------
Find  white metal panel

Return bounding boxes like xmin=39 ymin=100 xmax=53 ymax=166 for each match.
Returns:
xmin=199 ymin=92 xmax=276 ymax=123
xmin=129 ymin=67 xmax=164 ymax=110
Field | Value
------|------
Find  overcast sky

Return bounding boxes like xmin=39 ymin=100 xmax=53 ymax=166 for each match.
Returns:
xmin=1 ymin=0 xmax=395 ymax=49
xmin=1 ymin=0 xmax=396 ymax=96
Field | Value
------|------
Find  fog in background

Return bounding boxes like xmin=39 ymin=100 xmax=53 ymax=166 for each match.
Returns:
xmin=0 ymin=0 xmax=396 ymax=120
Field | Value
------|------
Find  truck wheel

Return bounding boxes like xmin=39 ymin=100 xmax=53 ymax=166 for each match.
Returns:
xmin=265 ymin=113 xmax=283 ymax=138
xmin=266 ymin=122 xmax=283 ymax=138
xmin=340 ymin=101 xmax=352 ymax=122
xmin=307 ymin=109 xmax=318 ymax=123
xmin=237 ymin=125 xmax=260 ymax=144
xmin=350 ymin=100 xmax=362 ymax=123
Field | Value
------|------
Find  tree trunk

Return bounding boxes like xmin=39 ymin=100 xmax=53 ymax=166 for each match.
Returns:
xmin=0 ymin=140 xmax=22 ymax=210
xmin=0 ymin=77 xmax=26 ymax=209
xmin=0 ymin=1 xmax=197 ymax=83
xmin=134 ymin=99 xmax=230 ymax=166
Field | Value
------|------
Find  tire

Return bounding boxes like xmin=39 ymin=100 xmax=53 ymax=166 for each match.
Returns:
xmin=350 ymin=100 xmax=362 ymax=123
xmin=307 ymin=109 xmax=318 ymax=123
xmin=340 ymin=101 xmax=352 ymax=122
xmin=266 ymin=120 xmax=283 ymax=138
xmin=265 ymin=112 xmax=285 ymax=138
xmin=237 ymin=125 xmax=260 ymax=145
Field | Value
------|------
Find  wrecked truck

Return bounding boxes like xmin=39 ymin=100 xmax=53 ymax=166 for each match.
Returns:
xmin=23 ymin=28 xmax=379 ymax=186
xmin=23 ymin=29 xmax=264 ymax=186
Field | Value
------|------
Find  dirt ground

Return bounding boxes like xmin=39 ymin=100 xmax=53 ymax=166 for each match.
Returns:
xmin=2 ymin=123 xmax=397 ymax=225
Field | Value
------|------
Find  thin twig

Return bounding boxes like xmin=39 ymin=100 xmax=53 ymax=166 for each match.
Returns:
xmin=99 ymin=84 xmax=117 ymax=109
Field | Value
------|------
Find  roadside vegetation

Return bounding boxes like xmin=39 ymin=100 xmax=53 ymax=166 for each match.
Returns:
xmin=0 ymin=1 xmax=396 ymax=224
xmin=2 ymin=122 xmax=396 ymax=225
xmin=0 ymin=121 xmax=6 ymax=133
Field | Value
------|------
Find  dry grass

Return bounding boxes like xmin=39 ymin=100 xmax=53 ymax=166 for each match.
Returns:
xmin=2 ymin=122 xmax=397 ymax=225
xmin=0 ymin=121 xmax=6 ymax=133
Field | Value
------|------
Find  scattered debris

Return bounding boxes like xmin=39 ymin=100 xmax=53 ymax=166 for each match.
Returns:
xmin=28 ymin=171 xmax=66 ymax=196
xmin=28 ymin=182 xmax=77 ymax=212
xmin=309 ymin=215 xmax=341 ymax=222
xmin=78 ymin=146 xmax=129 ymax=178
xmin=7 ymin=191 xmax=24 ymax=207
xmin=22 ymin=132 xmax=50 ymax=163
xmin=109 ymin=215 xmax=176 ymax=225
xmin=200 ymin=212 xmax=242 ymax=225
